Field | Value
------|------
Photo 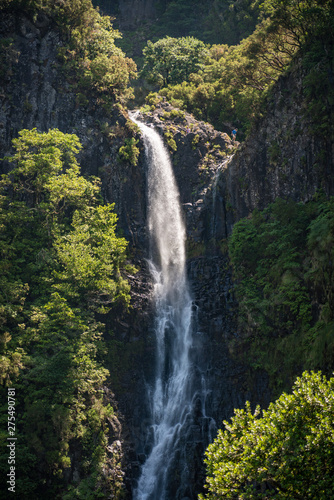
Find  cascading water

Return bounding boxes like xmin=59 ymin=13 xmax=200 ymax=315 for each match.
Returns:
xmin=130 ymin=112 xmax=215 ymax=499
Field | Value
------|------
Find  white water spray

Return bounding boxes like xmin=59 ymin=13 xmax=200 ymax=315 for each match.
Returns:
xmin=130 ymin=112 xmax=195 ymax=500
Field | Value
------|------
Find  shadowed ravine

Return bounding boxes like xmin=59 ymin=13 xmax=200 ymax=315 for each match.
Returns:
xmin=130 ymin=112 xmax=215 ymax=500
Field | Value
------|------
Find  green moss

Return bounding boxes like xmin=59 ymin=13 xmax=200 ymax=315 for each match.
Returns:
xmin=117 ymin=138 xmax=140 ymax=166
xmin=192 ymin=134 xmax=200 ymax=150
xmin=164 ymin=128 xmax=177 ymax=152
xmin=186 ymin=239 xmax=206 ymax=258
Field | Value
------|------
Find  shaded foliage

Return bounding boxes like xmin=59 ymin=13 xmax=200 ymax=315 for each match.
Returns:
xmin=118 ymin=0 xmax=261 ymax=45
xmin=0 ymin=0 xmax=137 ymax=108
xmin=228 ymin=196 xmax=334 ymax=389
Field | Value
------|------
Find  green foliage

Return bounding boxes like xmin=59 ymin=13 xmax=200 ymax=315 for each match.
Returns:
xmin=204 ymin=0 xmax=261 ymax=45
xmin=0 ymin=129 xmax=131 ymax=497
xmin=201 ymin=371 xmax=334 ymax=499
xmin=1 ymin=0 xmax=137 ymax=108
xmin=145 ymin=91 xmax=165 ymax=108
xmin=228 ymin=196 xmax=334 ymax=388
xmin=141 ymin=36 xmax=208 ymax=87
xmin=120 ymin=0 xmax=261 ymax=46
xmin=302 ymin=38 xmax=334 ymax=134
xmin=259 ymin=0 xmax=334 ymax=134
xmin=192 ymin=134 xmax=200 ymax=150
xmin=164 ymin=128 xmax=177 ymax=152
xmin=158 ymin=18 xmax=298 ymax=133
xmin=260 ymin=0 xmax=333 ymax=43
xmin=161 ymin=109 xmax=186 ymax=121
xmin=307 ymin=197 xmax=334 ymax=321
xmin=117 ymin=137 xmax=140 ymax=166
xmin=138 ymin=0 xmax=334 ymax=136
xmin=57 ymin=5 xmax=137 ymax=106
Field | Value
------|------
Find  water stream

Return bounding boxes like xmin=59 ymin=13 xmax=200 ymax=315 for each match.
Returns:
xmin=130 ymin=112 xmax=214 ymax=500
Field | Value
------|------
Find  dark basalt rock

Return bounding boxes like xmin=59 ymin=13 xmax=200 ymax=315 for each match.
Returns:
xmin=4 ymin=9 xmax=333 ymax=498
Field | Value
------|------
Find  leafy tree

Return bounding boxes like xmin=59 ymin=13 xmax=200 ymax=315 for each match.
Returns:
xmin=141 ymin=36 xmax=208 ymax=87
xmin=54 ymin=205 xmax=131 ymax=313
xmin=200 ymin=371 xmax=334 ymax=499
xmin=56 ymin=3 xmax=137 ymax=105
xmin=142 ymin=0 xmax=333 ymax=136
xmin=260 ymin=0 xmax=334 ymax=45
xmin=117 ymin=137 xmax=140 ymax=166
xmin=0 ymin=128 xmax=131 ymax=498
xmin=1 ymin=0 xmax=137 ymax=106
xmin=0 ymin=128 xmax=101 ymax=291
xmin=158 ymin=11 xmax=302 ymax=132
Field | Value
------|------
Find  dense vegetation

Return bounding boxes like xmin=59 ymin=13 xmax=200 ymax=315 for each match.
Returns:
xmin=0 ymin=129 xmax=132 ymax=498
xmin=1 ymin=0 xmax=137 ymax=109
xmin=228 ymin=195 xmax=334 ymax=391
xmin=138 ymin=0 xmax=334 ymax=136
xmin=0 ymin=1 xmax=138 ymax=497
xmin=144 ymin=0 xmax=260 ymax=44
xmin=0 ymin=0 xmax=334 ymax=498
xmin=141 ymin=36 xmax=208 ymax=88
xmin=105 ymin=0 xmax=261 ymax=50
xmin=200 ymin=371 xmax=334 ymax=499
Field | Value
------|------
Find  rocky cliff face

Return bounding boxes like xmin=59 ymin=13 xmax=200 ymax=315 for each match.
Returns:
xmin=3 ymin=9 xmax=323 ymax=498
xmin=223 ymin=62 xmax=334 ymax=223
xmin=0 ymin=10 xmax=151 ymax=493
xmin=0 ymin=11 xmax=147 ymax=247
xmin=0 ymin=11 xmax=273 ymax=489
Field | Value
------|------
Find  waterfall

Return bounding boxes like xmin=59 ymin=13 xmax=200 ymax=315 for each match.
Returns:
xmin=130 ymin=112 xmax=212 ymax=500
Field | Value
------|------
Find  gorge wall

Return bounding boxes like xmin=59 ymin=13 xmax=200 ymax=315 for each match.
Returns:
xmin=225 ymin=61 xmax=334 ymax=221
xmin=2 ymin=8 xmax=333 ymax=499
xmin=0 ymin=10 xmax=147 ymax=247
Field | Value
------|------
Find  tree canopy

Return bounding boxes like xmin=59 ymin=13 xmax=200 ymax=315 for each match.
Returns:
xmin=1 ymin=0 xmax=137 ymax=107
xmin=200 ymin=371 xmax=334 ymax=499
xmin=0 ymin=128 xmax=131 ymax=498
xmin=141 ymin=36 xmax=208 ymax=87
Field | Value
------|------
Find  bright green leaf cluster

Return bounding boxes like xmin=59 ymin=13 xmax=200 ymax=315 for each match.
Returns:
xmin=0 ymin=128 xmax=131 ymax=497
xmin=117 ymin=137 xmax=140 ymax=166
xmin=201 ymin=371 xmax=334 ymax=499
xmin=1 ymin=0 xmax=137 ymax=107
